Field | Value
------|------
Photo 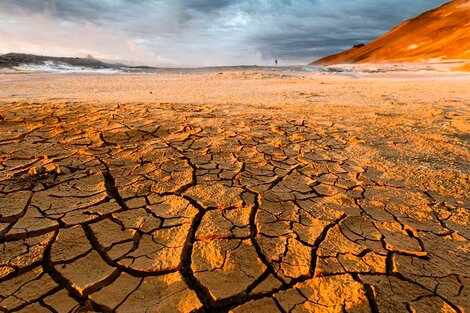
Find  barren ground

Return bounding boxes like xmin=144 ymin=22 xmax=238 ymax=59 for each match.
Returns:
xmin=0 ymin=71 xmax=469 ymax=313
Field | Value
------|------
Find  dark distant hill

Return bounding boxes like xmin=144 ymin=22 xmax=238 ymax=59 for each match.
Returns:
xmin=0 ymin=53 xmax=156 ymax=71
xmin=0 ymin=53 xmax=120 ymax=68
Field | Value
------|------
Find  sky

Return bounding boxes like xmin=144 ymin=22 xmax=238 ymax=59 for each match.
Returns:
xmin=0 ymin=0 xmax=448 ymax=66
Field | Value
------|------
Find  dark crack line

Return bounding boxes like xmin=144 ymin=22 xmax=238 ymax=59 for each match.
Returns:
xmin=179 ymin=197 xmax=215 ymax=311
xmin=249 ymin=190 xmax=288 ymax=285
xmin=351 ymin=273 xmax=380 ymax=313
xmin=0 ymin=191 xmax=34 ymax=241
xmin=101 ymin=169 xmax=129 ymax=211
xmin=393 ymin=272 xmax=463 ymax=313
xmin=309 ymin=214 xmax=347 ymax=278
xmin=82 ymin=223 xmax=179 ymax=278
xmin=41 ymin=230 xmax=89 ymax=306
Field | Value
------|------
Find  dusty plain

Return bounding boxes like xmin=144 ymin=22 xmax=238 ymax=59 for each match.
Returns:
xmin=0 ymin=70 xmax=469 ymax=312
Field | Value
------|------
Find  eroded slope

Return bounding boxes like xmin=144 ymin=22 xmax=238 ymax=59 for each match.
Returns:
xmin=311 ymin=0 xmax=470 ymax=65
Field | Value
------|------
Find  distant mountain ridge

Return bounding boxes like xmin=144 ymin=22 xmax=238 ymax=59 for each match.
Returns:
xmin=0 ymin=53 xmax=118 ymax=69
xmin=311 ymin=0 xmax=470 ymax=65
xmin=0 ymin=53 xmax=154 ymax=71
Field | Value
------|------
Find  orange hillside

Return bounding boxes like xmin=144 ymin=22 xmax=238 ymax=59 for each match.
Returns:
xmin=311 ymin=0 xmax=470 ymax=65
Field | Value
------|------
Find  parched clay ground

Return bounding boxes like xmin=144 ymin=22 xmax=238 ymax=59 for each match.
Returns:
xmin=0 ymin=71 xmax=469 ymax=313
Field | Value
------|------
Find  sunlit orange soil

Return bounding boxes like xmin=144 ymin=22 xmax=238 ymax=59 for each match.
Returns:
xmin=0 ymin=71 xmax=469 ymax=312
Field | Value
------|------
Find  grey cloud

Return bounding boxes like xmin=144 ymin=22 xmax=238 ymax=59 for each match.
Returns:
xmin=185 ymin=0 xmax=238 ymax=12
xmin=0 ymin=0 xmax=449 ymax=65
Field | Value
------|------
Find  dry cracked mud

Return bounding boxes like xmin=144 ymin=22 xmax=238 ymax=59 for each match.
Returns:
xmin=0 ymin=72 xmax=469 ymax=312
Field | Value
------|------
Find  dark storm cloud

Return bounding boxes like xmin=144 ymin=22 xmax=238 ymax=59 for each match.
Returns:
xmin=185 ymin=0 xmax=238 ymax=12
xmin=0 ymin=0 xmax=449 ymax=65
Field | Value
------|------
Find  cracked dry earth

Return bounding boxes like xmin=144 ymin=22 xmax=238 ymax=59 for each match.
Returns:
xmin=0 ymin=72 xmax=469 ymax=313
